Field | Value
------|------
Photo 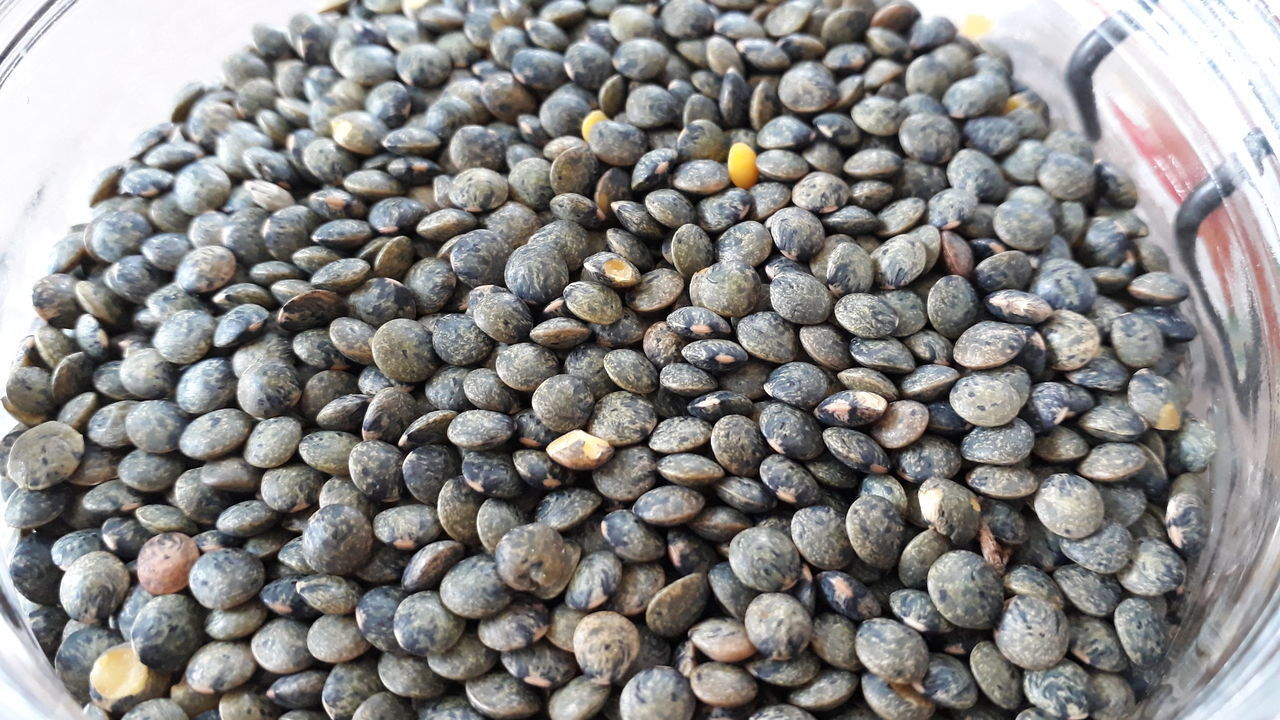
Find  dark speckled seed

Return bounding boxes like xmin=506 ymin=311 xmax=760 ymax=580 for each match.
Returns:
xmin=1117 ymin=538 xmax=1186 ymax=597
xmin=186 ymin=548 xmax=263 ymax=611
xmin=927 ymin=551 xmax=1003 ymax=630
xmin=728 ymin=526 xmax=801 ymax=592
xmin=8 ymin=421 xmax=84 ymax=491
xmin=648 ymin=417 xmax=712 ymax=455
xmin=729 ymin=315 xmax=796 ymax=367
xmin=942 ymin=72 xmax=1009 ymax=119
xmin=792 ymin=173 xmax=849 ymax=214
xmin=117 ymin=349 xmax=175 ymax=400
xmin=916 ymin=477 xmax=980 ymax=545
xmin=856 ymin=618 xmax=928 ymax=684
xmin=610 ymin=562 xmax=667 ymax=620
xmin=770 ymin=272 xmax=833 ymax=326
xmin=949 ymin=374 xmax=1023 ymax=428
xmin=994 ymin=595 xmax=1070 ymax=671
xmin=908 ymin=654 xmax=976 ymax=712
xmin=843 ymin=494 xmax=904 ymax=571
xmin=587 ymin=391 xmax=657 ymax=446
xmin=759 ymin=454 xmax=820 ymax=506
xmin=614 ymin=38 xmax=668 ymax=81
xmin=1058 ymin=522 xmax=1133 ymax=575
xmin=1023 ymin=660 xmax=1091 ymax=720
xmin=962 ymin=415 xmax=1039 ymax=466
xmin=824 ymin=427 xmax=891 ymax=475
xmin=683 ymin=339 xmax=749 ymax=372
xmin=1114 ymin=597 xmax=1168 ymax=669
xmin=761 ymin=363 xmax=827 ymax=410
xmin=899 ymin=365 xmax=959 ymax=403
xmin=563 ymin=281 xmax=624 ymax=325
xmin=215 ymin=304 xmax=269 ymax=348
xmin=558 ymin=550 xmax=622 ymax=615
xmin=302 ymin=504 xmax=373 ymax=576
xmin=701 ymin=417 xmax=763 ymax=479
xmin=646 ymin=572 xmax=709 ymax=639
xmin=528 ymin=375 xmax=592 ymax=434
xmin=666 ymin=224 xmax=715 ymax=278
xmin=1165 ymin=490 xmax=1208 ymax=556
xmin=852 ymin=96 xmax=905 ymax=137
xmin=1039 ymin=311 xmax=1100 ymax=368
xmin=672 ymin=160 xmax=731 ymax=196
xmin=776 ymin=62 xmax=837 ymax=113
xmin=392 ymin=591 xmax=464 ymax=660
xmin=598 ymin=349 xmax=656 ymax=395
xmin=816 ymin=572 xmax=881 ymax=626
xmin=953 ymin=322 xmax=1028 ymax=370
xmin=627 ymin=84 xmax=681 ymax=129
xmin=1054 ymin=565 xmax=1123 ymax=618
xmin=899 ymin=114 xmax=960 ymax=165
xmin=1077 ymin=442 xmax=1146 ymax=483
xmin=872 ymin=234 xmax=927 ymax=287
xmin=697 ymin=188 xmax=753 ymax=233
xmin=586 ymin=121 xmax=646 ymax=167
xmin=630 ymin=148 xmax=676 ymax=192
xmin=889 ymin=588 xmax=954 ymax=635
xmin=1033 ymin=474 xmax=1104 ymax=540
xmin=993 ymin=199 xmax=1055 ymax=252
xmin=1125 ymin=369 xmax=1182 ymax=432
xmin=1066 ymin=615 xmax=1128 ymax=674
xmin=766 ymin=207 xmax=823 ymax=263
xmin=424 ymin=634 xmax=497 ymax=685
xmin=548 ymin=678 xmax=611 ymax=720
xmin=512 ymin=47 xmax=569 ymax=91
xmin=438 ymin=554 xmax=513 ymax=621
xmin=619 ymin=666 xmax=695 ymax=720
xmin=1037 ymin=151 xmax=1096 ymax=201
xmin=924 ymin=276 xmax=977 ymax=341
xmin=57 ymin=550 xmax=129 ymax=623
xmin=1110 ymin=313 xmax=1164 ymax=369
xmin=759 ymin=402 xmax=825 ymax=461
xmin=790 ymin=506 xmax=854 ymax=570
xmin=757 ymin=150 xmax=809 ymax=182
xmin=467 ymin=291 xmax=532 ymax=346
xmin=974 ymin=251 xmax=1033 ymax=294
xmin=598 ymin=509 xmax=664 ymax=563
xmin=624 ymin=269 xmax=682 ymax=314
xmin=743 ymin=592 xmax=811 ymax=662
xmin=463 ymin=672 xmax=540 ymax=718
xmin=964 ymin=642 xmax=1022 ymax=713
xmin=567 ymin=610 xmax=639 ymax=686
xmin=236 ymin=362 xmax=301 ymax=419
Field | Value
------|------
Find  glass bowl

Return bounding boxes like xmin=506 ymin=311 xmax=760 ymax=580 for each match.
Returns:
xmin=0 ymin=1 xmax=1278 ymax=718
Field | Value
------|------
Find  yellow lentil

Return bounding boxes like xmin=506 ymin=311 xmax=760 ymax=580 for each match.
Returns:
xmin=727 ymin=143 xmax=758 ymax=190
xmin=961 ymin=14 xmax=993 ymax=39
xmin=581 ymin=110 xmax=608 ymax=142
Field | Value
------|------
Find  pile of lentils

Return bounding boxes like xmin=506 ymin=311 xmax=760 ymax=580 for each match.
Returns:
xmin=1 ymin=1 xmax=1219 ymax=719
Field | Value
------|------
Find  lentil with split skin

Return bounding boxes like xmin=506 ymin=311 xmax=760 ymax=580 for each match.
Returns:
xmin=2 ymin=2 xmax=1215 ymax=719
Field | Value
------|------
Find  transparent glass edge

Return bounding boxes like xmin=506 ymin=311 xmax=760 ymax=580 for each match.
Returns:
xmin=1101 ymin=1 xmax=1280 ymax=718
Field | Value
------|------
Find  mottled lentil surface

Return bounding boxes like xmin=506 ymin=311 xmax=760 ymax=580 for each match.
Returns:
xmin=2 ymin=1 xmax=1216 ymax=719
